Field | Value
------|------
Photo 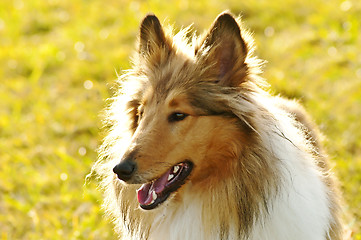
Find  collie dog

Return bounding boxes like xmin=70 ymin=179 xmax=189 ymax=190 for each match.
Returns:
xmin=94 ymin=12 xmax=343 ymax=240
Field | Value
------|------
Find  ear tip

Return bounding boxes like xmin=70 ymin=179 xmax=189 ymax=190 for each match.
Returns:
xmin=211 ymin=11 xmax=241 ymax=36
xmin=217 ymin=10 xmax=235 ymax=18
xmin=139 ymin=13 xmax=168 ymax=55
xmin=216 ymin=11 xmax=236 ymax=21
xmin=141 ymin=13 xmax=161 ymax=28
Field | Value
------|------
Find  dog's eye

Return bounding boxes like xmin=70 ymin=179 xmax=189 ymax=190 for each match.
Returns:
xmin=168 ymin=112 xmax=189 ymax=122
xmin=137 ymin=109 xmax=144 ymax=123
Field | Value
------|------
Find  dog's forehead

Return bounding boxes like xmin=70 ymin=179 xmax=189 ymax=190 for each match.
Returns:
xmin=142 ymin=56 xmax=197 ymax=103
xmin=142 ymin=80 xmax=187 ymax=108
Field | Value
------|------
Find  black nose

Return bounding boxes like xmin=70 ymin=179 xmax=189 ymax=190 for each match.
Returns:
xmin=113 ymin=160 xmax=136 ymax=182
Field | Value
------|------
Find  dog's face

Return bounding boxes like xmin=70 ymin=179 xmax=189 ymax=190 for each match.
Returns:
xmin=112 ymin=12 xmax=251 ymax=210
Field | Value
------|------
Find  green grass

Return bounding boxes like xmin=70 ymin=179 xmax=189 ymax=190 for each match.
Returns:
xmin=0 ymin=0 xmax=360 ymax=239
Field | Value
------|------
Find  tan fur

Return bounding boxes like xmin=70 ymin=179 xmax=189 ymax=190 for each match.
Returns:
xmin=93 ymin=12 xmax=344 ymax=240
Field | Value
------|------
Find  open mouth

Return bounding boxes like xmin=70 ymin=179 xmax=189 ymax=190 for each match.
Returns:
xmin=136 ymin=161 xmax=193 ymax=210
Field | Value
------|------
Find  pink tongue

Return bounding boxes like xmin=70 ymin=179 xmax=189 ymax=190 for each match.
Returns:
xmin=137 ymin=168 xmax=171 ymax=205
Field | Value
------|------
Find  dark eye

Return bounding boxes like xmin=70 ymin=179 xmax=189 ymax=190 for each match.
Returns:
xmin=137 ymin=109 xmax=144 ymax=123
xmin=168 ymin=112 xmax=189 ymax=122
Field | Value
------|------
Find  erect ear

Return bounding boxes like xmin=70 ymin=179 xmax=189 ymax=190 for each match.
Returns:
xmin=139 ymin=14 xmax=170 ymax=56
xmin=196 ymin=12 xmax=249 ymax=87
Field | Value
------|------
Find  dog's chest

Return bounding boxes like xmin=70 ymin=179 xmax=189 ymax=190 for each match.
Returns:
xmin=148 ymin=193 xmax=207 ymax=240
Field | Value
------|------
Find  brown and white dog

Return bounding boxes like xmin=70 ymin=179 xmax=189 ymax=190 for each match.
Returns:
xmin=94 ymin=12 xmax=343 ymax=240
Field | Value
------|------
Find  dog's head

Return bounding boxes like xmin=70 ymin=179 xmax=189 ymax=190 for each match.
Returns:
xmin=111 ymin=12 xmax=258 ymax=210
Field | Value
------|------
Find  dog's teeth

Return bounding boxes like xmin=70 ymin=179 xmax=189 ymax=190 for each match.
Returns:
xmin=148 ymin=191 xmax=157 ymax=205
xmin=168 ymin=174 xmax=174 ymax=181
xmin=173 ymin=165 xmax=180 ymax=173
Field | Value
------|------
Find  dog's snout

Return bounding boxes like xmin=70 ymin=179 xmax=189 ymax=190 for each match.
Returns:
xmin=113 ymin=160 xmax=136 ymax=182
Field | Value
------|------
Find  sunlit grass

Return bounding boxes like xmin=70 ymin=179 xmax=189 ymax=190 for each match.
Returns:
xmin=0 ymin=0 xmax=360 ymax=239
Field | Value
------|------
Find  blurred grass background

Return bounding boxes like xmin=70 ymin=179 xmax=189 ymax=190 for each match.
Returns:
xmin=0 ymin=0 xmax=360 ymax=239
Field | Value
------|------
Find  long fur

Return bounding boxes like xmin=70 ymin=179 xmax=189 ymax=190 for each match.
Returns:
xmin=93 ymin=12 xmax=343 ymax=240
